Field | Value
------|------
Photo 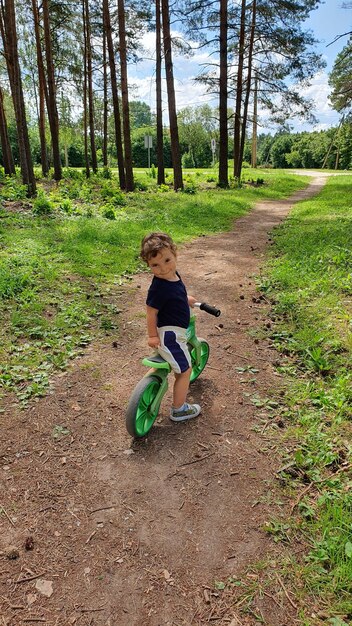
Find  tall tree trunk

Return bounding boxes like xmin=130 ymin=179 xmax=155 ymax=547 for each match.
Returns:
xmin=218 ymin=0 xmax=228 ymax=188
xmin=237 ymin=0 xmax=256 ymax=180
xmin=1 ymin=0 xmax=36 ymax=195
xmin=117 ymin=0 xmax=134 ymax=190
xmin=103 ymin=0 xmax=126 ymax=189
xmin=31 ymin=0 xmax=49 ymax=176
xmin=251 ymin=72 xmax=258 ymax=168
xmin=156 ymin=0 xmax=165 ymax=185
xmin=161 ymin=0 xmax=183 ymax=190
xmin=0 ymin=85 xmax=15 ymax=175
xmin=233 ymin=0 xmax=246 ymax=179
xmin=102 ymin=29 xmax=108 ymax=167
xmin=83 ymin=0 xmax=97 ymax=173
xmin=42 ymin=0 xmax=62 ymax=180
xmin=82 ymin=0 xmax=90 ymax=178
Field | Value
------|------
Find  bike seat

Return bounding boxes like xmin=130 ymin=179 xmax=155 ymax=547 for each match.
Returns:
xmin=142 ymin=355 xmax=170 ymax=369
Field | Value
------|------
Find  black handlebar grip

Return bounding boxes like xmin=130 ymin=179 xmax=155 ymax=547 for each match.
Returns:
xmin=200 ymin=302 xmax=221 ymax=317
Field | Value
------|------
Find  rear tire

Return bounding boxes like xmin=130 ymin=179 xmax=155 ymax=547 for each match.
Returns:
xmin=126 ymin=375 xmax=162 ymax=438
xmin=189 ymin=340 xmax=210 ymax=383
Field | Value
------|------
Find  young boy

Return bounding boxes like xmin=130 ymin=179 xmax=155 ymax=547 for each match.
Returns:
xmin=140 ymin=232 xmax=201 ymax=422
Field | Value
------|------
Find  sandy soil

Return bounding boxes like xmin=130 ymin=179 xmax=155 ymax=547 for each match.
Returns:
xmin=0 ymin=174 xmax=329 ymax=625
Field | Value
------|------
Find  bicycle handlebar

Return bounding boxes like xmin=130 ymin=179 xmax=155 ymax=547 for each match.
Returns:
xmin=194 ymin=302 xmax=221 ymax=317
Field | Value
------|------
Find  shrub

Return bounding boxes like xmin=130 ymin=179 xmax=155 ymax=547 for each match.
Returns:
xmin=134 ymin=180 xmax=148 ymax=191
xmin=101 ymin=166 xmax=112 ymax=179
xmin=102 ymin=205 xmax=116 ymax=220
xmin=0 ymin=177 xmax=28 ymax=201
xmin=111 ymin=191 xmax=126 ymax=207
xmin=182 ymin=151 xmax=195 ymax=168
xmin=63 ymin=168 xmax=84 ymax=180
xmin=33 ymin=192 xmax=54 ymax=215
xmin=157 ymin=184 xmax=170 ymax=193
xmin=182 ymin=184 xmax=197 ymax=195
xmin=59 ymin=198 xmax=73 ymax=214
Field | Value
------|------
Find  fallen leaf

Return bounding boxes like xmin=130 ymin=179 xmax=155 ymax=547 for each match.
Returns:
xmin=35 ymin=579 xmax=53 ymax=597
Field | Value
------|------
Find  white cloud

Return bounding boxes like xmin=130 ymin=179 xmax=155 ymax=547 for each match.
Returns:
xmin=129 ymin=32 xmax=341 ymax=131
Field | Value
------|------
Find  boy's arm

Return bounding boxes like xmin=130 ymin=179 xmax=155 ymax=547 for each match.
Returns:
xmin=146 ymin=305 xmax=160 ymax=347
xmin=188 ymin=295 xmax=197 ymax=307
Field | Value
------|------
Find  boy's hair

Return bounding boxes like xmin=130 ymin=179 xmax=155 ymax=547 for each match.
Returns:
xmin=140 ymin=232 xmax=177 ymax=263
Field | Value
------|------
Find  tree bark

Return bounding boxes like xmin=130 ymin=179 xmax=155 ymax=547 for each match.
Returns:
xmin=82 ymin=0 xmax=90 ymax=177
xmin=102 ymin=29 xmax=108 ymax=167
xmin=0 ymin=85 xmax=15 ymax=175
xmin=161 ymin=0 xmax=183 ymax=190
xmin=103 ymin=0 xmax=126 ymax=189
xmin=83 ymin=0 xmax=98 ymax=173
xmin=233 ymin=0 xmax=246 ymax=179
xmin=117 ymin=0 xmax=134 ymax=190
xmin=237 ymin=0 xmax=256 ymax=180
xmin=42 ymin=0 xmax=62 ymax=180
xmin=251 ymin=72 xmax=258 ymax=168
xmin=31 ymin=0 xmax=49 ymax=176
xmin=218 ymin=0 xmax=228 ymax=188
xmin=156 ymin=0 xmax=165 ymax=185
xmin=1 ymin=0 xmax=36 ymax=195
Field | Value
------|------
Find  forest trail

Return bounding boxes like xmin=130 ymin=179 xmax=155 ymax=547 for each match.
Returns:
xmin=1 ymin=173 xmax=329 ymax=625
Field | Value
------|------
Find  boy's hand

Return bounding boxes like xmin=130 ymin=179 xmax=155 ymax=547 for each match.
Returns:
xmin=148 ymin=336 xmax=160 ymax=348
xmin=188 ymin=295 xmax=197 ymax=307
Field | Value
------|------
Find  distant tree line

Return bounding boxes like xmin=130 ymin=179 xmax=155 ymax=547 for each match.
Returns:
xmin=0 ymin=0 xmax=350 ymax=196
xmin=2 ymin=98 xmax=351 ymax=172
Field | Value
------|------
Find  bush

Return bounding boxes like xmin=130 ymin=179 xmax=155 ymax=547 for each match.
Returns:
xmin=111 ymin=191 xmax=126 ymax=207
xmin=102 ymin=205 xmax=116 ymax=220
xmin=33 ymin=192 xmax=54 ymax=215
xmin=157 ymin=184 xmax=170 ymax=193
xmin=101 ymin=166 xmax=112 ymax=179
xmin=182 ymin=151 xmax=195 ymax=168
xmin=134 ymin=180 xmax=148 ymax=191
xmin=0 ymin=177 xmax=28 ymax=201
xmin=59 ymin=198 xmax=73 ymax=214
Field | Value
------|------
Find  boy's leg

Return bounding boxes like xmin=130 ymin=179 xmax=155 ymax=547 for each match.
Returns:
xmin=171 ymin=367 xmax=201 ymax=422
xmin=173 ymin=367 xmax=192 ymax=408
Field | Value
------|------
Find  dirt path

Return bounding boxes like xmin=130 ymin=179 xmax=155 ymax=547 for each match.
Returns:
xmin=1 ymin=174 xmax=328 ymax=625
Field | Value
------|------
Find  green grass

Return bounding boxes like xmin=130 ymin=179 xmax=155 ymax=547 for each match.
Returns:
xmin=258 ymin=174 xmax=352 ymax=622
xmin=0 ymin=167 xmax=308 ymax=404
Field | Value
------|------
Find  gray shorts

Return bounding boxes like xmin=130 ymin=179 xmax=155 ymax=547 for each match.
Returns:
xmin=157 ymin=326 xmax=191 ymax=374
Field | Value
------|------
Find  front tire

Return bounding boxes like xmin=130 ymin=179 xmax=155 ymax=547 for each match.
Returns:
xmin=126 ymin=375 xmax=162 ymax=438
xmin=189 ymin=340 xmax=210 ymax=383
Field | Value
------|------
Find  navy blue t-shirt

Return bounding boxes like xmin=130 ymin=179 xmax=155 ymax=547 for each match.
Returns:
xmin=146 ymin=273 xmax=190 ymax=328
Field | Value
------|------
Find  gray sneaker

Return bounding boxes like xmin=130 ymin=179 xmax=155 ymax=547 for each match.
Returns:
xmin=170 ymin=403 xmax=201 ymax=422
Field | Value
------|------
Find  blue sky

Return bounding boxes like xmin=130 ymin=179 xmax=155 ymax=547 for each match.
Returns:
xmin=129 ymin=1 xmax=351 ymax=133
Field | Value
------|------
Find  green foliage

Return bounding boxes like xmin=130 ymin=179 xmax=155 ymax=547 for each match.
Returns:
xmin=182 ymin=151 xmax=195 ymax=168
xmin=0 ymin=176 xmax=28 ymax=201
xmin=32 ymin=192 xmax=54 ymax=215
xmin=329 ymin=36 xmax=352 ymax=113
xmin=259 ymin=174 xmax=352 ymax=617
xmin=102 ymin=206 xmax=116 ymax=220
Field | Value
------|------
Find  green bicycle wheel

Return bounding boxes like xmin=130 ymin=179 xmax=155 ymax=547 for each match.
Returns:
xmin=126 ymin=375 xmax=162 ymax=438
xmin=189 ymin=340 xmax=210 ymax=383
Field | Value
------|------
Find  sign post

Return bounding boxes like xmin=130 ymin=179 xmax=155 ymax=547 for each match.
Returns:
xmin=144 ymin=135 xmax=153 ymax=172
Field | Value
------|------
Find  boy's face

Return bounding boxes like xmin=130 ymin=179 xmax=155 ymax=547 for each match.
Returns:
xmin=148 ymin=247 xmax=177 ymax=280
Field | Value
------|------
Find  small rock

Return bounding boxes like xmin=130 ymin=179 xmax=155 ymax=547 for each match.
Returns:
xmin=27 ymin=593 xmax=37 ymax=605
xmin=7 ymin=548 xmax=20 ymax=560
xmin=35 ymin=579 xmax=53 ymax=598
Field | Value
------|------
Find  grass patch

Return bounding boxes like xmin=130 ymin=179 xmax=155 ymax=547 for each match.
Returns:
xmin=0 ymin=167 xmax=307 ymax=403
xmin=257 ymin=174 xmax=352 ymax=622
